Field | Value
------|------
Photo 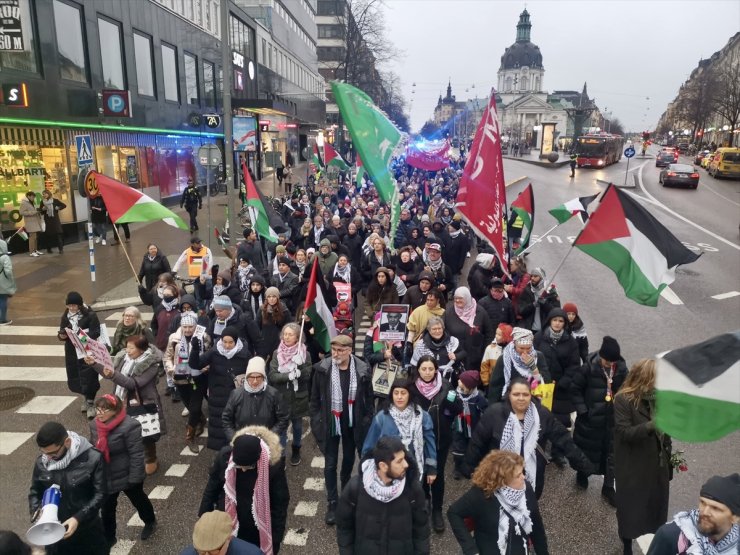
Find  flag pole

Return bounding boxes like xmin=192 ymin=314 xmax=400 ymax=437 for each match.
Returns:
xmin=112 ymin=224 xmax=141 ymax=285
xmin=519 ymin=222 xmax=561 ymax=255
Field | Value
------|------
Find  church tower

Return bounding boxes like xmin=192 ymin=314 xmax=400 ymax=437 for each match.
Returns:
xmin=497 ymin=9 xmax=545 ymax=104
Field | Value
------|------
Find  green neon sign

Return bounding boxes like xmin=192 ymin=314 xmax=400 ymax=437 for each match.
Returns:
xmin=0 ymin=117 xmax=224 ymax=138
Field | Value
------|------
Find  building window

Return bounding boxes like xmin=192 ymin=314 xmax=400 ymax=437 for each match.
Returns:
xmin=318 ymin=24 xmax=343 ymax=39
xmin=98 ymin=17 xmax=125 ymax=89
xmin=261 ymin=38 xmax=266 ymax=64
xmin=161 ymin=43 xmax=178 ymax=102
xmin=0 ymin=0 xmax=39 ymax=73
xmin=203 ymin=60 xmax=215 ymax=107
xmin=317 ymin=1 xmax=343 ymax=16
xmin=317 ymin=46 xmax=345 ymax=62
xmin=184 ymin=53 xmax=199 ymax=105
xmin=134 ymin=31 xmax=155 ymax=97
xmin=52 ymin=0 xmax=88 ymax=83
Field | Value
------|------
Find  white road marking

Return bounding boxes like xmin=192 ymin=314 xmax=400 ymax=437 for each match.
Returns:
xmin=637 ymin=163 xmax=740 ymax=251
xmin=0 ymin=431 xmax=34 ymax=455
xmin=311 ymin=456 xmax=325 ymax=469
xmin=659 ymin=286 xmax=684 ymax=305
xmin=303 ymin=477 xmax=325 ymax=491
xmin=16 ymin=396 xmax=76 ymax=414
xmin=0 ymin=326 xmax=59 ymax=336
xmin=2 ymin=344 xmax=63 ymax=357
xmin=127 ymin=513 xmax=144 ymax=527
xmin=180 ymin=445 xmax=203 ymax=456
xmin=700 ymin=181 xmax=740 ymax=207
xmin=110 ymin=539 xmax=136 ymax=555
xmin=283 ymin=528 xmax=309 ymax=546
xmin=164 ymin=463 xmax=190 ymax=477
xmin=0 ymin=367 xmax=67 ymax=381
xmin=293 ymin=501 xmax=319 ymax=517
xmin=636 ymin=533 xmax=654 ymax=553
xmin=148 ymin=485 xmax=174 ymax=500
xmin=711 ymin=291 xmax=740 ymax=300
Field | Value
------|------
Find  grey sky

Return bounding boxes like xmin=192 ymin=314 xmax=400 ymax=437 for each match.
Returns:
xmin=384 ymin=0 xmax=740 ymax=133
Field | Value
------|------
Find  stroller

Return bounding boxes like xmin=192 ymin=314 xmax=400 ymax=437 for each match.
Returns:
xmin=332 ymin=300 xmax=355 ymax=341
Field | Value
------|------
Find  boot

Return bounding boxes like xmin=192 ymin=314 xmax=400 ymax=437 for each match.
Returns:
xmin=171 ymin=387 xmax=181 ymax=403
xmin=290 ymin=445 xmax=301 ymax=466
xmin=601 ymin=486 xmax=617 ymax=507
xmin=324 ymin=502 xmax=337 ymax=525
xmin=576 ymin=472 xmax=589 ymax=490
xmin=145 ymin=460 xmax=158 ymax=475
xmin=195 ymin=414 xmax=206 ymax=437
xmin=432 ymin=508 xmax=446 ymax=533
xmin=86 ymin=400 xmax=96 ymax=420
xmin=185 ymin=425 xmax=199 ymax=454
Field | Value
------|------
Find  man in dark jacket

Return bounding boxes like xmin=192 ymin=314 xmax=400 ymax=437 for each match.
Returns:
xmin=29 ymin=422 xmax=109 ymax=555
xmin=393 ymin=208 xmax=414 ymax=249
xmin=478 ymin=278 xmax=515 ymax=330
xmin=198 ymin=427 xmax=290 ymax=554
xmin=271 ymin=257 xmax=299 ymax=312
xmin=207 ymin=295 xmax=262 ymax=355
xmin=403 ymin=271 xmax=435 ymax=310
xmin=467 ymin=253 xmax=503 ymax=300
xmin=423 ymin=244 xmax=454 ymax=299
xmin=570 ymin=336 xmax=628 ymax=506
xmin=180 ymin=178 xmax=202 ymax=232
xmin=310 ymin=334 xmax=375 ymax=525
xmin=444 ymin=221 xmax=470 ymax=276
xmin=336 ymin=436 xmax=430 ymax=555
xmin=237 ymin=228 xmax=266 ymax=274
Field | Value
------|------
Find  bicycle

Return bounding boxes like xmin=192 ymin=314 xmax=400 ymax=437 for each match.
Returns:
xmin=174 ymin=274 xmax=197 ymax=296
xmin=209 ymin=178 xmax=227 ymax=197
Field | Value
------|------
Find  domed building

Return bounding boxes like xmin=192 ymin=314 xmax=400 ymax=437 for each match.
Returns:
xmin=497 ymin=9 xmax=545 ymax=100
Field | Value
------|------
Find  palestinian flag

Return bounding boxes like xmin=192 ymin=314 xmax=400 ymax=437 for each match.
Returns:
xmin=549 ymin=194 xmax=598 ymax=224
xmin=355 ymin=153 xmax=365 ymax=189
xmin=304 ymin=260 xmax=337 ymax=352
xmin=574 ymin=185 xmax=700 ymax=306
xmin=214 ymin=227 xmax=228 ymax=248
xmin=92 ymin=172 xmax=188 ymax=230
xmin=324 ymin=142 xmax=349 ymax=171
xmin=510 ymin=183 xmax=535 ymax=255
xmin=311 ymin=143 xmax=324 ymax=169
xmin=242 ymin=161 xmax=278 ymax=243
xmin=15 ymin=226 xmax=28 ymax=241
xmin=656 ymin=331 xmax=740 ymax=442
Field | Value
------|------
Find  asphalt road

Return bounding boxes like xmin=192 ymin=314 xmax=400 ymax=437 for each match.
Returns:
xmin=1 ymin=148 xmax=738 ymax=555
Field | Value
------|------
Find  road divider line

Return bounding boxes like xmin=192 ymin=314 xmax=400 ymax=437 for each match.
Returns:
xmin=0 ymin=326 xmax=60 ymax=336
xmin=700 ymin=181 xmax=740 ymax=207
xmin=711 ymin=291 xmax=740 ymax=300
xmin=637 ymin=163 xmax=740 ymax=251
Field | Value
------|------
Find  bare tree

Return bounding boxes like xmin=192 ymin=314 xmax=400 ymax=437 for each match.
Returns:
xmin=712 ymin=50 xmax=740 ymax=145
xmin=673 ymin=66 xmax=719 ymax=143
xmin=376 ymin=70 xmax=410 ymax=132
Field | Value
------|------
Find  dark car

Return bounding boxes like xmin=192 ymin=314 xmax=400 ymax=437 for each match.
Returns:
xmin=659 ymin=163 xmax=700 ymax=189
xmin=656 ymin=151 xmax=677 ymax=167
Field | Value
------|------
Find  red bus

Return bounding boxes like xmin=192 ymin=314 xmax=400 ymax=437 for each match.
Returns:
xmin=576 ymin=134 xmax=624 ymax=168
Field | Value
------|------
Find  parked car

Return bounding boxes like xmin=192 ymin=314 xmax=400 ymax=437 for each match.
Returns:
xmin=659 ymin=163 xmax=700 ymax=189
xmin=677 ymin=142 xmax=690 ymax=153
xmin=708 ymin=147 xmax=740 ymax=179
xmin=694 ymin=150 xmax=711 ymax=165
xmin=701 ymin=153 xmax=714 ymax=169
xmin=656 ymin=151 xmax=677 ymax=167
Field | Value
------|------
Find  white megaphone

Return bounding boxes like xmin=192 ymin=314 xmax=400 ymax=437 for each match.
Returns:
xmin=27 ymin=484 xmax=66 ymax=546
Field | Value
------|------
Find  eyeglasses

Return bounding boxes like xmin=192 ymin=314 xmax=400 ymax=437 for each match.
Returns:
xmin=246 ymin=375 xmax=264 ymax=381
xmin=95 ymin=407 xmax=111 ymax=414
xmin=41 ymin=443 xmax=66 ymax=457
xmin=123 ymin=314 xmax=136 ymax=319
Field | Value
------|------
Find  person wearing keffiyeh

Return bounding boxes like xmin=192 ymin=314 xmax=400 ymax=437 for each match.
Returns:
xmin=487 ymin=327 xmax=552 ymax=404
xmin=451 ymin=370 xmax=489 ymax=481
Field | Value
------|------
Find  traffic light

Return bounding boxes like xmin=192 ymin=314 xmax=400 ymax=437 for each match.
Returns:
xmin=642 ymin=131 xmax=650 ymax=141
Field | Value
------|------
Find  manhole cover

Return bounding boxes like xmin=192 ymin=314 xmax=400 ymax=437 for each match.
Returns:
xmin=0 ymin=387 xmax=35 ymax=411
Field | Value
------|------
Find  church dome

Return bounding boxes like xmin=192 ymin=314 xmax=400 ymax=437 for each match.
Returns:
xmin=499 ymin=9 xmax=544 ymax=70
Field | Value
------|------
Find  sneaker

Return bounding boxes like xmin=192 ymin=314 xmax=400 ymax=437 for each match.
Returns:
xmin=0 ymin=320 xmax=12 ymax=326
xmin=324 ymin=502 xmax=337 ymax=525
xmin=81 ymin=399 xmax=88 ymax=412
xmin=140 ymin=520 xmax=157 ymax=540
xmin=101 ymin=239 xmax=107 ymax=245
xmin=35 ymin=250 xmax=44 ymax=255
xmin=95 ymin=237 xmax=101 ymax=244
xmin=576 ymin=472 xmax=589 ymax=490
xmin=181 ymin=407 xmax=190 ymax=417
xmin=29 ymin=251 xmax=39 ymax=257
xmin=290 ymin=446 xmax=301 ymax=466
xmin=86 ymin=404 xmax=96 ymax=420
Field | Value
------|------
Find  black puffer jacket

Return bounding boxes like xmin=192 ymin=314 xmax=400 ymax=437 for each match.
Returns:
xmin=89 ymin=415 xmax=145 ymax=493
xmin=336 ymin=455 xmax=430 ymax=555
xmin=222 ymin=385 xmax=289 ymax=442
xmin=189 ymin=341 xmax=250 ymax=450
xmin=517 ymin=284 xmax=560 ymax=331
xmin=409 ymin=378 xmax=462 ymax=452
xmin=29 ymin=441 xmax=106 ymax=525
xmin=570 ymin=352 xmax=628 ymax=470
xmin=137 ymin=252 xmax=172 ymax=292
xmin=443 ymin=304 xmax=493 ymax=371
xmin=478 ymin=295 xmax=515 ymax=330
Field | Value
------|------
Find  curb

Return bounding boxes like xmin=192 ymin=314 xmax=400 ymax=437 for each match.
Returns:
xmin=502 ymin=155 xmax=571 ymax=169
xmin=91 ymin=296 xmax=143 ymax=311
xmin=506 ymin=176 xmax=528 ymax=188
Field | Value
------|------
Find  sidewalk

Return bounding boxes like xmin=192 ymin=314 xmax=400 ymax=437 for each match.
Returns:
xmin=502 ymin=150 xmax=571 ymax=168
xmin=254 ymin=162 xmax=309 ymax=199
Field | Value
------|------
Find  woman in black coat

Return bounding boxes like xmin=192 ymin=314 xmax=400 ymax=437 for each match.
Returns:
xmin=443 ymin=286 xmax=493 ymax=371
xmin=448 ymin=450 xmax=549 ymax=555
xmin=465 ymin=377 xmax=593 ymax=499
xmin=189 ymin=326 xmax=250 ymax=450
xmin=89 ymin=394 xmax=156 ymax=545
xmin=137 ymin=244 xmax=171 ymax=292
xmin=39 ymin=190 xmax=66 ymax=253
xmin=342 ymin=221 xmax=365 ymax=270
xmin=364 ymin=267 xmax=399 ymax=320
xmin=409 ymin=355 xmax=462 ymax=533
xmin=570 ymin=337 xmax=628 ymax=503
xmin=614 ymin=359 xmax=671 ymax=555
xmin=410 ymin=316 xmax=466 ymax=377
xmin=256 ymin=290 xmax=292 ymax=360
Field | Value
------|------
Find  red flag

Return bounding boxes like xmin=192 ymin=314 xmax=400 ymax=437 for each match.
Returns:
xmin=406 ymin=140 xmax=450 ymax=171
xmin=456 ymin=89 xmax=508 ymax=272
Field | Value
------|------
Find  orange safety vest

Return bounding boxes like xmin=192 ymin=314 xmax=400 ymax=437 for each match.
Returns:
xmin=183 ymin=246 xmax=211 ymax=278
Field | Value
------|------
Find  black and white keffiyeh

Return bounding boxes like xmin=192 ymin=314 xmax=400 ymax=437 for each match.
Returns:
xmin=389 ymin=405 xmax=425 ymax=480
xmin=41 ymin=431 xmax=93 ymax=471
xmin=494 ymin=485 xmax=533 ymax=555
xmin=333 ymin=262 xmax=351 ymax=283
xmin=674 ymin=509 xmax=739 ymax=555
xmin=501 ymin=341 xmax=538 ymax=399
xmin=361 ymin=459 xmax=406 ymax=503
xmin=500 ymin=402 xmax=540 ymax=488
xmin=330 ymin=357 xmax=357 ymax=436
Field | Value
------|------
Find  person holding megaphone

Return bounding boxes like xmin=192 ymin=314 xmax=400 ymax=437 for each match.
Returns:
xmin=28 ymin=421 xmax=109 ymax=554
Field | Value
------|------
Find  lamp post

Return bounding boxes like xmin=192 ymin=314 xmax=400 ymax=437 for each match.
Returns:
xmin=722 ymin=124 xmax=730 ymax=146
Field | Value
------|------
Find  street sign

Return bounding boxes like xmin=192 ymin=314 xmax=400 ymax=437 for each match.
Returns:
xmin=1 ymin=82 xmax=28 ymax=107
xmin=0 ymin=0 xmax=24 ymax=52
xmin=102 ymin=89 xmax=132 ymax=117
xmin=624 ymin=146 xmax=635 ymax=158
xmin=204 ymin=114 xmax=221 ymax=129
xmin=198 ymin=144 xmax=222 ymax=167
xmin=84 ymin=172 xmax=100 ymax=199
xmin=75 ymin=135 xmax=94 ymax=167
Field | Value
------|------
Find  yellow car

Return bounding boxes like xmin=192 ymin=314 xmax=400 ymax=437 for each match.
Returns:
xmin=708 ymin=147 xmax=740 ymax=179
xmin=701 ymin=153 xmax=714 ymax=169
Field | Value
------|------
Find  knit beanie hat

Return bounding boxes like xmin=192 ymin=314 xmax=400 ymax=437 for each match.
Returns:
xmin=449 ymin=220 xmax=462 ymax=230
xmin=246 ymin=356 xmax=267 ymax=378
xmin=217 ymin=269 xmax=231 ymax=284
xmin=265 ymin=286 xmax=280 ymax=298
xmin=459 ymin=371 xmax=480 ymax=390
xmin=530 ymin=267 xmax=546 ymax=279
xmin=221 ymin=326 xmax=240 ymax=341
xmin=476 ymin=253 xmax=496 ymax=270
xmin=275 ymin=245 xmax=287 ymax=254
xmin=232 ymin=434 xmax=262 ymax=466
xmin=65 ymin=291 xmax=83 ymax=306
xmin=700 ymin=473 xmax=740 ymax=516
xmin=212 ymin=295 xmax=232 ymax=309
xmin=512 ymin=327 xmax=534 ymax=346
xmin=563 ymin=302 xmax=578 ymax=315
xmin=598 ymin=336 xmax=621 ymax=362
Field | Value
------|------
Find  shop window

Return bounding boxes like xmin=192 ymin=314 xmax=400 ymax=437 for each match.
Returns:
xmin=134 ymin=31 xmax=155 ymax=97
xmin=161 ymin=43 xmax=179 ymax=102
xmin=98 ymin=17 xmax=125 ymax=89
xmin=185 ymin=53 xmax=199 ymax=105
xmin=0 ymin=0 xmax=40 ymax=73
xmin=203 ymin=60 xmax=215 ymax=107
xmin=53 ymin=0 xmax=88 ymax=83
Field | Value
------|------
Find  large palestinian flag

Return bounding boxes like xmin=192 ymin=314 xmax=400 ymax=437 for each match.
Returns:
xmin=574 ymin=185 xmax=700 ymax=306
xmin=324 ymin=142 xmax=349 ymax=171
xmin=311 ymin=143 xmax=324 ymax=169
xmin=656 ymin=331 xmax=740 ymax=442
xmin=549 ymin=194 xmax=599 ymax=224
xmin=242 ymin=160 xmax=278 ymax=242
xmin=303 ymin=260 xmax=337 ymax=352
xmin=510 ymin=183 xmax=534 ymax=255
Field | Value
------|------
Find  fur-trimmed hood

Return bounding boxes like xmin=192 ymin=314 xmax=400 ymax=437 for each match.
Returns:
xmin=231 ymin=425 xmax=283 ymax=466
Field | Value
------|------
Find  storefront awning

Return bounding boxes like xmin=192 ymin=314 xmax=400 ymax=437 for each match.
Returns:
xmin=232 ymin=99 xmax=293 ymax=117
xmin=1 ymin=126 xmax=64 ymax=146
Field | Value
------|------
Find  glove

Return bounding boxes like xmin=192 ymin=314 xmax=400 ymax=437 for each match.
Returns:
xmin=138 ymin=284 xmax=147 ymax=295
xmin=190 ymin=337 xmax=201 ymax=352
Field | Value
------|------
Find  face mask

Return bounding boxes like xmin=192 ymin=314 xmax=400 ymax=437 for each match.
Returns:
xmin=163 ymin=295 xmax=176 ymax=303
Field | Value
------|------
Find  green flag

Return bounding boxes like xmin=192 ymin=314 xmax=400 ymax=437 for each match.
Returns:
xmin=331 ymin=81 xmax=402 ymax=237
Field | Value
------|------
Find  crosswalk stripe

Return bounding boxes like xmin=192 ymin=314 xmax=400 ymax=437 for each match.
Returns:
xmin=0 ymin=326 xmax=60 ymax=336
xmin=0 ymin=431 xmax=34 ymax=455
xmin=16 ymin=395 xmax=76 ymax=414
xmin=2 ymin=344 xmax=63 ymax=357
xmin=0 ymin=367 xmax=67 ymax=381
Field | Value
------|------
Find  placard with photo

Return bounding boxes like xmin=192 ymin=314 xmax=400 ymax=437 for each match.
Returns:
xmin=378 ymin=304 xmax=409 ymax=342
xmin=372 ymin=360 xmax=401 ymax=397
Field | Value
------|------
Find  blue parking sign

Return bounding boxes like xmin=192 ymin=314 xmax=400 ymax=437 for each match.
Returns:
xmin=75 ymin=135 xmax=94 ymax=166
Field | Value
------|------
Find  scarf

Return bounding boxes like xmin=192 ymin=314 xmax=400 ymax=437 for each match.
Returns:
xmin=415 ymin=372 xmax=442 ymax=400
xmin=674 ymin=509 xmax=740 ymax=555
xmin=217 ymin=338 xmax=243 ymax=360
xmin=313 ymin=226 xmax=323 ymax=246
xmin=500 ymin=403 xmax=540 ymax=489
xmin=361 ymin=459 xmax=406 ymax=503
xmin=224 ymin=442 xmax=274 ymax=555
xmin=427 ymin=255 xmax=443 ymax=272
xmin=296 ymin=259 xmax=306 ymax=274
xmin=113 ymin=322 xmax=145 ymax=353
xmin=236 ymin=265 xmax=255 ymax=292
xmin=330 ymin=357 xmax=357 ymax=436
xmin=545 ymin=326 xmax=564 ymax=344
xmin=456 ymin=387 xmax=478 ymax=437
xmin=43 ymin=198 xmax=55 ymax=217
xmin=161 ymin=297 xmax=178 ymax=312
xmin=389 ymin=405 xmax=425 ymax=480
xmin=276 ymin=340 xmax=307 ymax=392
xmin=214 ymin=308 xmax=235 ymax=336
xmin=244 ymin=379 xmax=267 ymax=394
xmin=501 ymin=342 xmax=538 ymax=398
xmin=176 ymin=332 xmax=200 ymax=376
xmin=448 ymin=227 xmax=460 ymax=237
xmin=454 ymin=291 xmax=477 ymax=327
xmin=246 ymin=293 xmax=263 ymax=320
xmin=41 ymin=431 xmax=93 ymax=471
xmin=333 ymin=262 xmax=351 ymax=282
xmin=213 ymin=284 xmax=226 ymax=297
xmin=115 ymin=349 xmax=152 ymax=400
xmin=494 ymin=485 xmax=533 ymax=555
xmin=67 ymin=310 xmax=82 ymax=333
xmin=94 ymin=409 xmax=127 ymax=462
